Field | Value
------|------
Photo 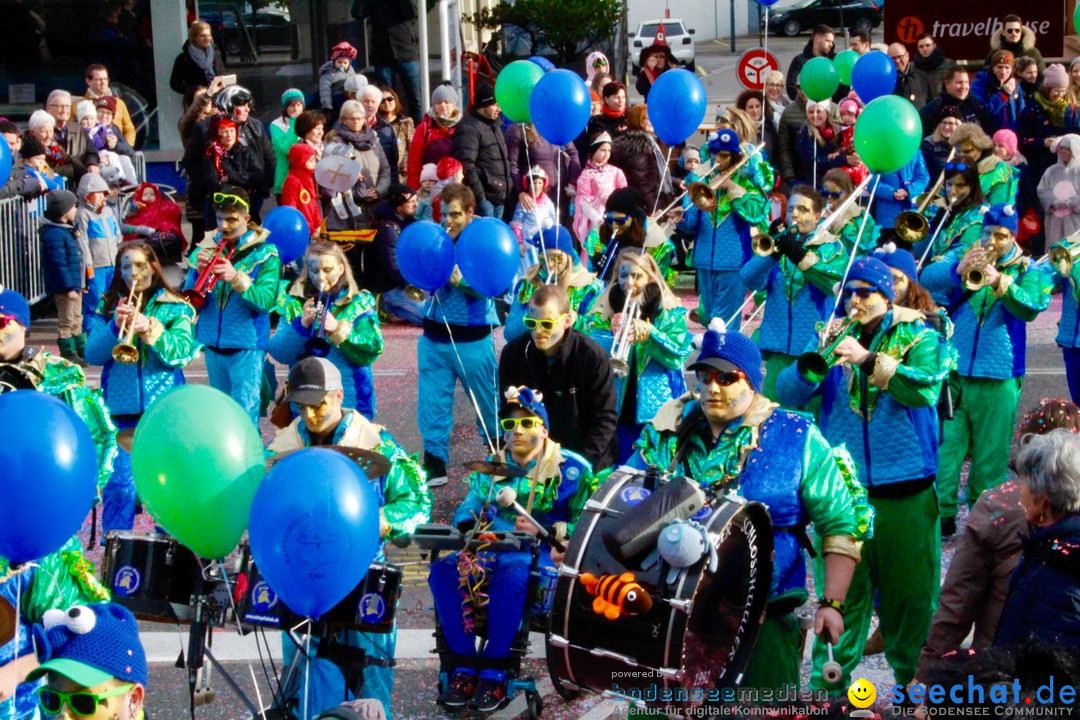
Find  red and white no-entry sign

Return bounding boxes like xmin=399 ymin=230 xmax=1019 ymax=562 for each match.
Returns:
xmin=737 ymin=49 xmax=780 ymax=91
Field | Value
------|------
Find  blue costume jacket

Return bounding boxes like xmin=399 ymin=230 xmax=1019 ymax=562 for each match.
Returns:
xmin=921 ymin=246 xmax=1051 ymax=379
xmin=740 ymin=229 xmax=848 ymax=355
xmin=874 ymin=154 xmax=930 ymax=230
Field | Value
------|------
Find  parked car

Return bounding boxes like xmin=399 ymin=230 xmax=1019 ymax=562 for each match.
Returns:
xmin=767 ymin=0 xmax=882 ymax=37
xmin=628 ymin=19 xmax=696 ymax=74
xmin=224 ymin=9 xmax=299 ymax=58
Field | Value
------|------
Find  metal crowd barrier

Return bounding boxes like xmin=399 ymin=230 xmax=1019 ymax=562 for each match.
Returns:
xmin=134 ymin=151 xmax=146 ymax=184
xmin=0 ymin=193 xmax=50 ymax=303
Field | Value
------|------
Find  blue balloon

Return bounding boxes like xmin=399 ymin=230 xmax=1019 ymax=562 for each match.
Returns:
xmin=248 ymin=448 xmax=381 ymax=619
xmin=0 ymin=391 xmax=98 ymax=563
xmin=263 ymin=205 xmax=310 ymax=264
xmin=851 ymin=50 xmax=898 ymax=104
xmin=646 ymin=69 xmax=708 ymax=146
xmin=531 ymin=69 xmax=591 ymax=146
xmin=396 ymin=220 xmax=455 ymax=291
xmin=528 ymin=56 xmax=556 ymax=73
xmin=457 ymin=218 xmax=519 ymax=298
xmin=0 ymin=141 xmax=12 ymax=187
xmin=757 ymin=0 xmax=779 ymax=5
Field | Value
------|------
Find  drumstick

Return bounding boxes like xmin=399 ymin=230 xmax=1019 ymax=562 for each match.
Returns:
xmin=496 ymin=487 xmax=567 ymax=553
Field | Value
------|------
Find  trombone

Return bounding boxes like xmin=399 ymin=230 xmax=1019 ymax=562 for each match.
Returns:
xmin=1050 ymin=236 xmax=1080 ymax=276
xmin=112 ymin=282 xmax=143 ymax=364
xmin=609 ymin=291 xmax=641 ymax=378
xmin=686 ymin=142 xmax=766 ymax=213
xmin=753 ymin=174 xmax=871 ymax=258
xmin=894 ymin=147 xmax=956 ymax=244
xmin=796 ymin=310 xmax=861 ymax=383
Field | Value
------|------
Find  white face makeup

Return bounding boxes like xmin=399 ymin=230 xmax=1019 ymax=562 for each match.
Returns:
xmin=308 ymin=254 xmax=345 ymax=292
xmin=120 ymin=249 xmax=153 ymax=292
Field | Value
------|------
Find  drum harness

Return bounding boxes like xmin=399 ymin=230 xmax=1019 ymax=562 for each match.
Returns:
xmin=668 ymin=407 xmax=818 ymax=564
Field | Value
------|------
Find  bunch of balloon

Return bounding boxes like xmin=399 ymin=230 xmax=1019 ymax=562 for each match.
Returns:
xmin=131 ymin=385 xmax=266 ymax=558
xmin=457 ymin=218 xmax=521 ymax=298
xmin=395 ymin=220 xmax=456 ymax=292
xmin=530 ymin=69 xmax=592 ymax=147
xmin=833 ymin=50 xmax=859 ymax=86
xmin=0 ymin=392 xmax=99 ymax=564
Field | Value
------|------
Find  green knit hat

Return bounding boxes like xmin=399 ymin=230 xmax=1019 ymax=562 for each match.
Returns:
xmin=281 ymin=88 xmax=305 ymax=109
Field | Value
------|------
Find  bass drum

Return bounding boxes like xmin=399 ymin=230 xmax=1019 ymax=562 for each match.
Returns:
xmin=546 ymin=468 xmax=773 ymax=712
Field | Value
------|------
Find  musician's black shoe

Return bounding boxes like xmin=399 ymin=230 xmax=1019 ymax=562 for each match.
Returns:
xmin=424 ymin=452 xmax=448 ymax=488
xmin=940 ymin=516 xmax=957 ymax=538
xmin=469 ymin=676 xmax=507 ymax=713
xmin=438 ymin=670 xmax=477 ymax=708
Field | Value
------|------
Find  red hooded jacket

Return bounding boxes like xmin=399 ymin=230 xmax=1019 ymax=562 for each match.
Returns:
xmin=280 ymin=143 xmax=321 ymax=234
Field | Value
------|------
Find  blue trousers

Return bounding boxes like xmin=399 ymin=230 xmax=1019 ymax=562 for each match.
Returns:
xmin=417 ymin=335 xmax=498 ymax=463
xmin=281 ymin=628 xmax=397 ymax=720
xmin=102 ymin=416 xmax=139 ymax=533
xmin=83 ymin=266 xmax=115 ymax=333
xmin=382 ymin=287 xmax=425 ymax=326
xmin=1065 ymin=347 xmax=1080 ymax=405
xmin=204 ymin=348 xmax=265 ymax=427
xmin=697 ymin=267 xmax=745 ymax=331
xmin=429 ymin=551 xmax=543 ymax=681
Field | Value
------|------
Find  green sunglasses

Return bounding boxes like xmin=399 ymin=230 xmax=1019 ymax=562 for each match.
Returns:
xmin=38 ymin=683 xmax=134 ymax=717
xmin=212 ymin=192 xmax=250 ymax=211
xmin=500 ymin=417 xmax=544 ymax=431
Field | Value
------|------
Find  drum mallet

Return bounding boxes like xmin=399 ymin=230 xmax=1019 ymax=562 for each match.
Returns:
xmin=822 ymin=632 xmax=843 ymax=685
xmin=496 ymin=487 xmax=567 ymax=553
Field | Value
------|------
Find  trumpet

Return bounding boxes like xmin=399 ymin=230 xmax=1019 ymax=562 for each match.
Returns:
xmin=961 ymin=241 xmax=1008 ymax=291
xmin=796 ymin=311 xmax=861 ymax=383
xmin=185 ymin=235 xmax=236 ymax=309
xmin=305 ymin=281 xmax=333 ymax=357
xmin=1050 ymin=239 xmax=1080 ymax=277
xmin=112 ymin=282 xmax=144 ymax=364
xmin=894 ymin=147 xmax=956 ymax=244
xmin=609 ymin=292 xmax=641 ymax=378
xmin=687 ymin=143 xmax=766 ymax=212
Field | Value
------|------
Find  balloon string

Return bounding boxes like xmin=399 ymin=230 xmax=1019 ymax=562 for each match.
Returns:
xmin=651 ymin=145 xmax=674 ymax=220
xmin=10 ymin=574 xmax=20 ymax=720
xmin=813 ymin=142 xmax=818 ymax=192
xmin=761 ymin=10 xmax=769 ymax=139
xmin=434 ymin=292 xmax=497 ymax=455
xmin=521 ymin=123 xmax=547 ymax=279
xmin=824 ymin=174 xmax=880 ymax=343
xmin=301 ymin=622 xmax=311 ymax=720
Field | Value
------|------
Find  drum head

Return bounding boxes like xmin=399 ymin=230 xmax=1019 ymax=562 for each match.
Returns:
xmin=267 ymin=446 xmax=391 ymax=478
xmin=547 ymin=470 xmax=773 ymax=711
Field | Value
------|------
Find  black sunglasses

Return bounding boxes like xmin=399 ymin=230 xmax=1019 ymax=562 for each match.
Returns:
xmin=696 ymin=369 xmax=745 ymax=387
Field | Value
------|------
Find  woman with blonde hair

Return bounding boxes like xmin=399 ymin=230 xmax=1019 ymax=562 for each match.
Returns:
xmin=584 ymin=248 xmax=691 ymax=462
xmin=269 ymin=241 xmax=384 ymax=419
xmin=950 ymin=122 xmax=1018 ymax=205
xmin=170 ymin=20 xmax=225 ymax=105
xmin=795 ymin=99 xmax=846 ymax=188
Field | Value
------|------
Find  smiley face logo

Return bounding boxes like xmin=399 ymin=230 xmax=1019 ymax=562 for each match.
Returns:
xmin=848 ymin=678 xmax=876 ymax=709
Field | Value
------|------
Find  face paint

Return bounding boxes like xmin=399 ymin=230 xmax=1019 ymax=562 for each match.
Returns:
xmin=120 ymin=250 xmax=153 ymax=292
xmin=307 ymin=254 xmax=344 ymax=293
xmin=698 ymin=374 xmax=754 ymax=425
xmin=302 ymin=392 xmax=342 ymax=436
xmin=617 ymin=261 xmax=649 ymax=298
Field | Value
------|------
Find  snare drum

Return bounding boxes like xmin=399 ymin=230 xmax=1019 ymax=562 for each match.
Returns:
xmin=546 ymin=468 xmax=773 ymax=711
xmin=240 ymin=558 xmax=402 ymax=634
xmin=101 ymin=531 xmax=201 ymax=623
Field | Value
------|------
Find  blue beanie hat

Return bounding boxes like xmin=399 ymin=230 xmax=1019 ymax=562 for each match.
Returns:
xmin=281 ymin=88 xmax=305 ymax=109
xmin=27 ymin=603 xmax=148 ymax=687
xmin=529 ymin=226 xmax=580 ymax=265
xmin=0 ymin=287 xmax=30 ymax=328
xmin=689 ymin=331 xmax=763 ymax=392
xmin=499 ymin=386 xmax=550 ymax=427
xmin=707 ymin=129 xmax=741 ymax=156
xmin=844 ymin=256 xmax=895 ymax=303
xmin=873 ymin=245 xmax=919 ymax=282
xmin=981 ymin=203 xmax=1018 ymax=234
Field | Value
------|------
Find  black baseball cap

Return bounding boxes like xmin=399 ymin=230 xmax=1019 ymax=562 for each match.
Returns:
xmin=283 ymin=357 xmax=343 ymax=405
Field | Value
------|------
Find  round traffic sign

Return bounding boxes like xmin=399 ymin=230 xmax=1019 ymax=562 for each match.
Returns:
xmin=737 ymin=49 xmax=780 ymax=91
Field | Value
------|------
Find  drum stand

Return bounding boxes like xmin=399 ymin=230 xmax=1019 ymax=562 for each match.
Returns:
xmin=184 ymin=595 xmax=262 ymax=720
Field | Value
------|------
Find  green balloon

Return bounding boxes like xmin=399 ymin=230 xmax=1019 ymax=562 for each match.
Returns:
xmin=132 ymin=384 xmax=266 ymax=558
xmin=834 ymin=50 xmax=858 ymax=86
xmin=799 ymin=56 xmax=839 ymax=102
xmin=495 ymin=60 xmax=544 ymax=123
xmin=1075 ymin=3 xmax=1080 ymax=35
xmin=854 ymin=95 xmax=923 ymax=174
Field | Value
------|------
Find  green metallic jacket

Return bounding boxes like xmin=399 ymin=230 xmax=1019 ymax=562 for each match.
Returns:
xmin=0 ymin=537 xmax=111 ymax=617
xmin=978 ymin=155 xmax=1019 ymax=206
xmin=268 ymin=410 xmax=431 ymax=542
xmin=275 ymin=280 xmax=384 ymax=368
